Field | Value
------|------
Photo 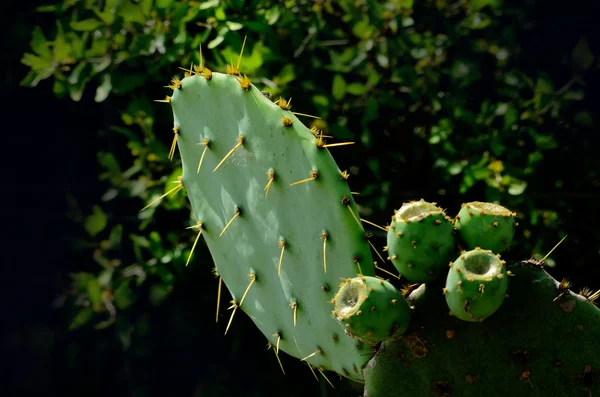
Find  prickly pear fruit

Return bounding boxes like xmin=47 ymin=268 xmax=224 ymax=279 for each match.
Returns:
xmin=333 ymin=276 xmax=411 ymax=344
xmin=454 ymin=201 xmax=517 ymax=253
xmin=386 ymin=200 xmax=455 ymax=282
xmin=444 ymin=248 xmax=508 ymax=322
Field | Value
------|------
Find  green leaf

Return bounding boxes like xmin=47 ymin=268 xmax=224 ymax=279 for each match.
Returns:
xmin=69 ymin=307 xmax=95 ymax=330
xmin=571 ymin=38 xmax=594 ymax=70
xmin=70 ymin=19 xmax=103 ymax=32
xmin=265 ymin=7 xmax=281 ymax=25
xmin=208 ymin=27 xmax=228 ymax=49
xmin=130 ymin=234 xmax=151 ymax=249
xmin=535 ymin=76 xmax=554 ymax=95
xmin=68 ymin=79 xmax=90 ymax=101
xmin=531 ymin=132 xmax=558 ymax=150
xmin=21 ymin=53 xmax=53 ymax=71
xmin=84 ymin=205 xmax=107 ymax=237
xmin=448 ymin=162 xmax=465 ymax=175
xmin=94 ymin=318 xmax=116 ymax=330
xmin=149 ymin=284 xmax=171 ymax=306
xmin=462 ymin=12 xmax=491 ymax=29
xmin=68 ymin=61 xmax=86 ymax=85
xmin=276 ymin=64 xmax=295 ymax=86
xmin=53 ymin=80 xmax=67 ymax=98
xmin=95 ymin=74 xmax=112 ymax=102
xmin=199 ymin=0 xmax=220 ymax=9
xmin=332 ymin=74 xmax=346 ymax=100
xmin=114 ymin=281 xmax=137 ymax=310
xmin=508 ymin=179 xmax=527 ymax=195
xmin=120 ymin=1 xmax=146 ymax=24
xmin=473 ymin=167 xmax=491 ymax=180
xmin=226 ymin=21 xmax=243 ymax=31
xmin=108 ymin=225 xmax=123 ymax=249
xmin=346 ymin=82 xmax=368 ymax=96
xmin=312 ymin=95 xmax=329 ymax=108
xmin=352 ymin=16 xmax=374 ymax=39
xmin=72 ymin=272 xmax=95 ymax=293
xmin=91 ymin=57 xmax=111 ymax=75
xmin=503 ymin=104 xmax=519 ymax=128
xmin=53 ymin=37 xmax=72 ymax=63
xmin=87 ymin=278 xmax=103 ymax=309
xmin=93 ymin=9 xmax=115 ymax=25
xmin=220 ymin=41 xmax=267 ymax=74
xmin=30 ymin=27 xmax=52 ymax=59
xmin=140 ymin=0 xmax=152 ymax=16
xmin=98 ymin=151 xmax=121 ymax=173
xmin=156 ymin=0 xmax=172 ymax=8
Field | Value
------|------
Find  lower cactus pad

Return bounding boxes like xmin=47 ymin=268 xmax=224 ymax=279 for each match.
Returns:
xmin=363 ymin=264 xmax=600 ymax=397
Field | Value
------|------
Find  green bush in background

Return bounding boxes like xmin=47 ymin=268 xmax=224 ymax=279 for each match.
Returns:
xmin=18 ymin=0 xmax=599 ymax=395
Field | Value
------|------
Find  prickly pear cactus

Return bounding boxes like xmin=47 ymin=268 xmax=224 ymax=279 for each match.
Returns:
xmin=148 ymin=43 xmax=600 ymax=396
xmin=160 ymin=57 xmax=380 ymax=380
xmin=363 ymin=264 xmax=600 ymax=397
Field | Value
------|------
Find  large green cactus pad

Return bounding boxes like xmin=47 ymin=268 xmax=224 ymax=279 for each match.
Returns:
xmin=363 ymin=264 xmax=600 ymax=396
xmin=168 ymin=71 xmax=376 ymax=380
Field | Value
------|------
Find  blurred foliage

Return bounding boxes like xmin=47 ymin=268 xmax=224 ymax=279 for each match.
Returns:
xmin=20 ymin=0 xmax=599 ymax=395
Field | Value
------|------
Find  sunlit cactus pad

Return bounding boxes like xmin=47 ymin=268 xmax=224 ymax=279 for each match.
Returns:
xmin=168 ymin=69 xmax=377 ymax=380
xmin=363 ymin=265 xmax=600 ymax=396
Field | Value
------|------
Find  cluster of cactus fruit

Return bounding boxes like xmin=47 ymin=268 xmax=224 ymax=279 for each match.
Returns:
xmin=386 ymin=199 xmax=515 ymax=324
xmin=144 ymin=43 xmax=600 ymax=396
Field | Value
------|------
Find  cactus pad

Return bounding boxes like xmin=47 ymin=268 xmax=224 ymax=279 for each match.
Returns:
xmin=387 ymin=200 xmax=455 ymax=282
xmin=455 ymin=201 xmax=517 ymax=253
xmin=364 ymin=264 xmax=600 ymax=397
xmin=167 ymin=70 xmax=376 ymax=380
xmin=333 ymin=276 xmax=412 ymax=344
xmin=444 ymin=248 xmax=508 ymax=322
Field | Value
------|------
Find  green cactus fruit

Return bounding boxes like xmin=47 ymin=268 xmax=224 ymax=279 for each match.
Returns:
xmin=167 ymin=69 xmax=376 ymax=380
xmin=444 ymin=248 xmax=508 ymax=322
xmin=454 ymin=201 xmax=517 ymax=253
xmin=333 ymin=276 xmax=412 ymax=344
xmin=386 ymin=199 xmax=455 ymax=282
